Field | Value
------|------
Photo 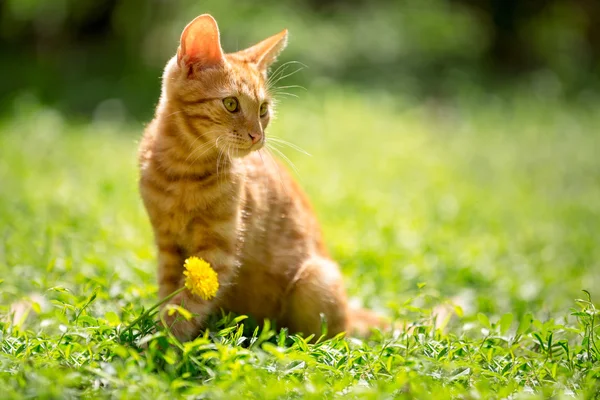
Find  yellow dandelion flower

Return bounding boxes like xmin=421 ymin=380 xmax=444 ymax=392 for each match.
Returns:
xmin=183 ymin=256 xmax=219 ymax=300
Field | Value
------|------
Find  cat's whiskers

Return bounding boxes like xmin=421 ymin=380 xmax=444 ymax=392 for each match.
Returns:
xmin=181 ymin=129 xmax=227 ymax=179
xmin=269 ymin=83 xmax=306 ymax=98
xmin=272 ymin=91 xmax=299 ymax=99
xmin=177 ymin=142 xmax=215 ymax=179
xmin=267 ymin=136 xmax=311 ymax=156
xmin=273 ymin=84 xmax=306 ymax=90
xmin=224 ymin=141 xmax=241 ymax=196
xmin=185 ymin=141 xmax=216 ymax=167
xmin=271 ymin=65 xmax=306 ymax=83
xmin=257 ymin=148 xmax=270 ymax=195
xmin=180 ymin=133 xmax=223 ymax=177
xmin=218 ymin=142 xmax=231 ymax=190
xmin=227 ymin=142 xmax=237 ymax=193
xmin=183 ymin=129 xmax=222 ymax=164
xmin=266 ymin=61 xmax=307 ymax=91
xmin=266 ymin=60 xmax=297 ymax=81
xmin=265 ymin=61 xmax=296 ymax=88
xmin=261 ymin=147 xmax=288 ymax=194
xmin=215 ymin=137 xmax=224 ymax=185
xmin=164 ymin=110 xmax=184 ymax=119
xmin=266 ymin=143 xmax=301 ymax=181
xmin=271 ymin=85 xmax=307 ymax=95
xmin=216 ymin=138 xmax=234 ymax=191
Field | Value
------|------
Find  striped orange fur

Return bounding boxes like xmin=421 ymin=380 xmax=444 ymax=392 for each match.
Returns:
xmin=138 ymin=14 xmax=383 ymax=341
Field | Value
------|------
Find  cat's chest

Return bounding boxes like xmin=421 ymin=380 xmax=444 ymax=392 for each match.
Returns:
xmin=141 ymin=176 xmax=241 ymax=237
xmin=167 ymin=190 xmax=242 ymax=244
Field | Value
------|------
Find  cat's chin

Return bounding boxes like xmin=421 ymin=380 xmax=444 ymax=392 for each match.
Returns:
xmin=226 ymin=146 xmax=259 ymax=158
xmin=229 ymin=143 xmax=264 ymax=158
xmin=230 ymin=150 xmax=250 ymax=158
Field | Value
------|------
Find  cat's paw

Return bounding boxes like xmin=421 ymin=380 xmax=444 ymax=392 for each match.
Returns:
xmin=160 ymin=292 xmax=207 ymax=342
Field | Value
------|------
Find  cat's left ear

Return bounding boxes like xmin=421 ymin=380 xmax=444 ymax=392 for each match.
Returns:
xmin=178 ymin=14 xmax=225 ymax=70
xmin=236 ymin=29 xmax=288 ymax=72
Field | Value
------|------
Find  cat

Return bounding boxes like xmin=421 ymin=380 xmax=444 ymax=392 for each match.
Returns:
xmin=138 ymin=14 xmax=383 ymax=341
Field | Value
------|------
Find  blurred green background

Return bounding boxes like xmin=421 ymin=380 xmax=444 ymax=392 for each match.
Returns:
xmin=1 ymin=2 xmax=600 ymax=396
xmin=1 ymin=0 xmax=599 ymax=120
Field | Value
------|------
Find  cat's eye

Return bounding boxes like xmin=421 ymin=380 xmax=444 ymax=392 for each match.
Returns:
xmin=259 ymin=102 xmax=269 ymax=117
xmin=223 ymin=97 xmax=239 ymax=113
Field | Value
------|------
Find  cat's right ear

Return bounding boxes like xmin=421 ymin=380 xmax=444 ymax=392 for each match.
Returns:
xmin=177 ymin=14 xmax=225 ymax=71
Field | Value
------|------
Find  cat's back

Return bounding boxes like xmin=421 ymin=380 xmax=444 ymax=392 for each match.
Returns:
xmin=138 ymin=119 xmax=158 ymax=170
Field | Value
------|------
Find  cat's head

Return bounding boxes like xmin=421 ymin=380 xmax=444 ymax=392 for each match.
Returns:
xmin=162 ymin=14 xmax=288 ymax=158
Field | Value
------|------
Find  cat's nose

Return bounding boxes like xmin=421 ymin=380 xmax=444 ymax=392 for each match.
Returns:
xmin=248 ymin=132 xmax=261 ymax=144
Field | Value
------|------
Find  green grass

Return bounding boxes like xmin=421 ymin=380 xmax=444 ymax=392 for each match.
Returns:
xmin=1 ymin=90 xmax=599 ymax=398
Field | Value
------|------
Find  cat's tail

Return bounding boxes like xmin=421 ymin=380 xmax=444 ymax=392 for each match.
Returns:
xmin=347 ymin=306 xmax=394 ymax=337
xmin=347 ymin=303 xmax=457 ymax=337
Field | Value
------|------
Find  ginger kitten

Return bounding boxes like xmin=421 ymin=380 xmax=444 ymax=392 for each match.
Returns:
xmin=138 ymin=14 xmax=381 ymax=341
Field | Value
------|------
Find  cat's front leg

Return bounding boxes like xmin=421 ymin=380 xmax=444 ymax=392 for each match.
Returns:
xmin=161 ymin=245 xmax=237 ymax=342
xmin=155 ymin=235 xmax=203 ymax=341
xmin=156 ymin=236 xmax=185 ymax=300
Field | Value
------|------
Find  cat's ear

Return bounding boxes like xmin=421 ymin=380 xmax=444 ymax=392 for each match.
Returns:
xmin=177 ymin=14 xmax=225 ymax=70
xmin=236 ymin=29 xmax=288 ymax=72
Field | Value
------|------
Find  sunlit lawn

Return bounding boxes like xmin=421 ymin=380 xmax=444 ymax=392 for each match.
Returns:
xmin=1 ymin=89 xmax=599 ymax=398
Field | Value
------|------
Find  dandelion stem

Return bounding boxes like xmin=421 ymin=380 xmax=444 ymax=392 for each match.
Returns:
xmin=123 ymin=286 xmax=186 ymax=337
